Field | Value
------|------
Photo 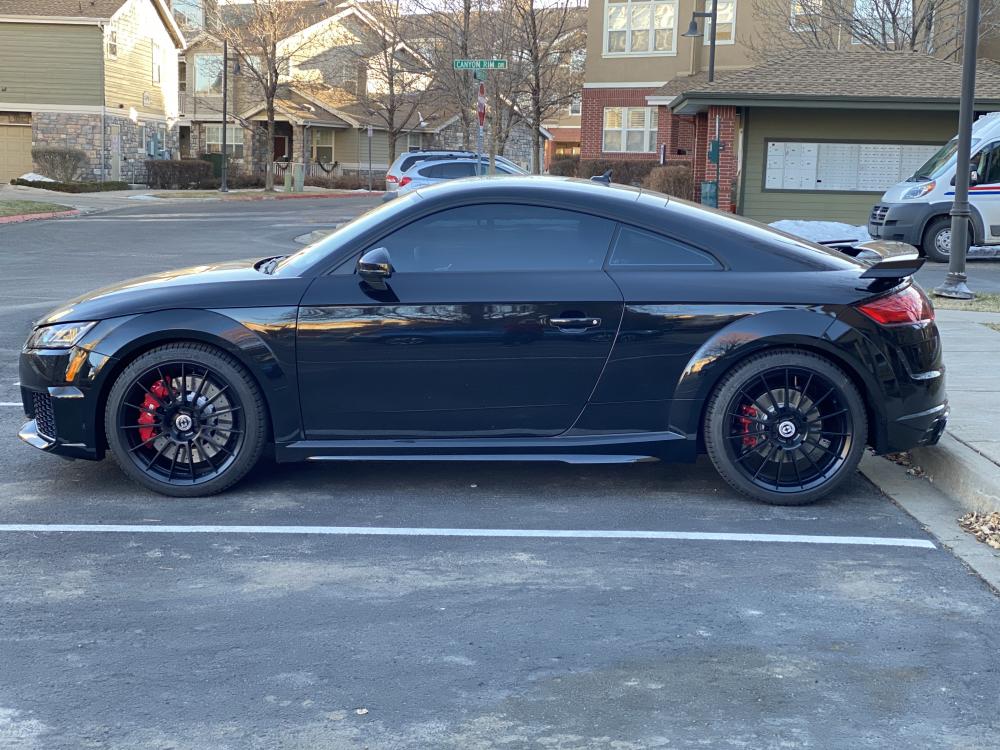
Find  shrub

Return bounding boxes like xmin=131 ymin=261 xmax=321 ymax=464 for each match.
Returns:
xmin=11 ymin=178 xmax=128 ymax=193
xmin=31 ymin=146 xmax=88 ymax=182
xmin=227 ymin=173 xmax=265 ymax=189
xmin=549 ymin=156 xmax=579 ymax=177
xmin=145 ymin=159 xmax=214 ymax=189
xmin=305 ymin=174 xmax=386 ymax=191
xmin=578 ymin=159 xmax=660 ymax=186
xmin=643 ymin=165 xmax=694 ymax=201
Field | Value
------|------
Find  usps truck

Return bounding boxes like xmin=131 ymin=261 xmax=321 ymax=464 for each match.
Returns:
xmin=870 ymin=111 xmax=1000 ymax=261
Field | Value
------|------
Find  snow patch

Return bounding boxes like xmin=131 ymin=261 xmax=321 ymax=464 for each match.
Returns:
xmin=770 ymin=220 xmax=870 ymax=243
xmin=18 ymin=172 xmax=54 ymax=183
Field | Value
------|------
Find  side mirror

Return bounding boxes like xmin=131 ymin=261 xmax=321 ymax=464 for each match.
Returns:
xmin=970 ymin=169 xmax=980 ymax=186
xmin=358 ymin=247 xmax=393 ymax=290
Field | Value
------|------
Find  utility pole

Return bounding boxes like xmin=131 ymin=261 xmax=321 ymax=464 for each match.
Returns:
xmin=934 ymin=0 xmax=979 ymax=299
xmin=220 ymin=38 xmax=229 ymax=193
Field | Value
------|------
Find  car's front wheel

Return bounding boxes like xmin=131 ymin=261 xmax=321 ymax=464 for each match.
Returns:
xmin=704 ymin=349 xmax=867 ymax=506
xmin=105 ymin=343 xmax=267 ymax=497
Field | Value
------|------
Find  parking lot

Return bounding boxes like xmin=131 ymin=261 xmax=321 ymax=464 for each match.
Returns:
xmin=1 ymin=200 xmax=999 ymax=749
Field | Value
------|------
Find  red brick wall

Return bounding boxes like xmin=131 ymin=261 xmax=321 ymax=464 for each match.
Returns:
xmin=706 ymin=105 xmax=738 ymax=212
xmin=580 ymin=87 xmax=657 ymax=160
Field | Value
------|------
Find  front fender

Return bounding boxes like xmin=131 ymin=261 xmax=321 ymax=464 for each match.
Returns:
xmin=666 ymin=308 xmax=883 ymax=440
xmin=83 ymin=307 xmax=302 ymax=446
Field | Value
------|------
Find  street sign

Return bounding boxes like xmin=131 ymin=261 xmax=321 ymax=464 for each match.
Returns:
xmin=453 ymin=59 xmax=508 ymax=70
xmin=477 ymin=83 xmax=486 ymax=127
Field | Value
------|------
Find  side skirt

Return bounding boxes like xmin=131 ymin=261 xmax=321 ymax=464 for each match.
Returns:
xmin=274 ymin=431 xmax=694 ymax=464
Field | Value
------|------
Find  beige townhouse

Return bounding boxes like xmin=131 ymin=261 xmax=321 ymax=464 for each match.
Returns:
xmin=0 ymin=0 xmax=185 ymax=183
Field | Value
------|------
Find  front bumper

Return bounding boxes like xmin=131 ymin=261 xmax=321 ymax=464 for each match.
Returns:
xmin=869 ymin=201 xmax=942 ymax=247
xmin=18 ymin=346 xmax=115 ymax=460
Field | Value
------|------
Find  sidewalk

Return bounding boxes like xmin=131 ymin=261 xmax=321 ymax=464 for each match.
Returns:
xmin=903 ymin=309 xmax=1000 ymax=513
xmin=0 ymin=183 xmax=380 ymax=216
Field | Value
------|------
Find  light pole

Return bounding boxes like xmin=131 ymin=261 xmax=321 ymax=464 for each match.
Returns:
xmin=934 ymin=0 xmax=979 ymax=300
xmin=219 ymin=41 xmax=240 ymax=193
xmin=682 ymin=0 xmax=718 ymax=83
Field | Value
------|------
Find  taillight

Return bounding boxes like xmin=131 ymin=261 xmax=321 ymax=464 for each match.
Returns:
xmin=386 ymin=174 xmax=398 ymax=183
xmin=398 ymin=176 xmax=411 ymax=187
xmin=857 ymin=285 xmax=934 ymax=326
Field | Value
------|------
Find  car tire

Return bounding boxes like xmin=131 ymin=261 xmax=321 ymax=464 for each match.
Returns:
xmin=704 ymin=349 xmax=867 ymax=506
xmin=105 ymin=342 xmax=267 ymax=497
xmin=921 ymin=216 xmax=969 ymax=263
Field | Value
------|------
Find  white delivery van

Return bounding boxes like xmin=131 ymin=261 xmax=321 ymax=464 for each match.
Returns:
xmin=870 ymin=111 xmax=1000 ymax=261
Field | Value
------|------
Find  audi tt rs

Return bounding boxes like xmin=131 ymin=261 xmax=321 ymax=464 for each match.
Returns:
xmin=18 ymin=177 xmax=947 ymax=504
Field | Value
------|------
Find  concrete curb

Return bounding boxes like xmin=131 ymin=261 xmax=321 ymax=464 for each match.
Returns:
xmin=229 ymin=191 xmax=384 ymax=202
xmin=860 ymin=453 xmax=1000 ymax=594
xmin=0 ymin=209 xmax=80 ymax=225
xmin=910 ymin=433 xmax=1000 ymax=515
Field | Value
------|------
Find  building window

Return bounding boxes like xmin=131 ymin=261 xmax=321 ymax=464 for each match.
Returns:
xmin=705 ymin=0 xmax=736 ymax=44
xmin=152 ymin=42 xmax=162 ymax=84
xmin=173 ymin=0 xmax=205 ymax=29
xmin=330 ymin=64 xmax=359 ymax=94
xmin=790 ymin=0 xmax=816 ymax=30
xmin=407 ymin=131 xmax=422 ymax=151
xmin=312 ymin=129 xmax=334 ymax=163
xmin=763 ymin=140 xmax=939 ymax=192
xmin=568 ymin=94 xmax=582 ymax=116
xmin=195 ymin=54 xmax=223 ymax=94
xmin=570 ymin=48 xmax=586 ymax=72
xmin=603 ymin=106 xmax=657 ymax=153
xmin=107 ymin=30 xmax=118 ymax=58
xmin=179 ymin=61 xmax=187 ymax=93
xmin=605 ymin=0 xmax=679 ymax=55
xmin=205 ymin=125 xmax=244 ymax=158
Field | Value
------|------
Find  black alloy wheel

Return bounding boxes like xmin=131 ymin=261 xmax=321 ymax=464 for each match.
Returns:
xmin=704 ymin=350 xmax=867 ymax=505
xmin=105 ymin=343 xmax=267 ymax=497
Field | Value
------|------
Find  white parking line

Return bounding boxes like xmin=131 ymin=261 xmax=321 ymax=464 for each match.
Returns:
xmin=0 ymin=524 xmax=937 ymax=548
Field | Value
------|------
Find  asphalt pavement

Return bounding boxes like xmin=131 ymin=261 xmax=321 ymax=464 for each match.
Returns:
xmin=1 ymin=200 xmax=998 ymax=750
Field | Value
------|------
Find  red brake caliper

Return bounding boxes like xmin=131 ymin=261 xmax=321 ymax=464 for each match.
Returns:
xmin=737 ymin=404 xmax=763 ymax=449
xmin=137 ymin=380 xmax=170 ymax=443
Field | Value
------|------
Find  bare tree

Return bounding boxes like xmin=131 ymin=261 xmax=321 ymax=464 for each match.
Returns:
xmin=750 ymin=0 xmax=1000 ymax=60
xmin=510 ymin=0 xmax=585 ymax=173
xmin=338 ymin=0 xmax=435 ymax=164
xmin=206 ymin=0 xmax=333 ymax=190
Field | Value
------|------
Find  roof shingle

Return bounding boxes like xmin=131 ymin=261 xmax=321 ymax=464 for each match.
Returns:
xmin=0 ymin=0 xmax=130 ymax=18
xmin=670 ymin=49 xmax=1000 ymax=104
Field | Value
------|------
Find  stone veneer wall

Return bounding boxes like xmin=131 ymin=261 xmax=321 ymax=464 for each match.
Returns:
xmin=31 ymin=111 xmax=178 ymax=183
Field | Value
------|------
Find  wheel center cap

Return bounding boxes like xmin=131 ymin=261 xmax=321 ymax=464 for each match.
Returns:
xmin=778 ymin=420 xmax=797 ymax=439
xmin=174 ymin=413 xmax=194 ymax=432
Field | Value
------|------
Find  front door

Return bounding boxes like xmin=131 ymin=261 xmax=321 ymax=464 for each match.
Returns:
xmin=296 ymin=203 xmax=623 ymax=438
xmin=273 ymin=135 xmax=289 ymax=161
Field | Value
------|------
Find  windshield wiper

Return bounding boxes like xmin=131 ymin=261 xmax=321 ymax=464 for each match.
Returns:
xmin=257 ymin=256 xmax=286 ymax=275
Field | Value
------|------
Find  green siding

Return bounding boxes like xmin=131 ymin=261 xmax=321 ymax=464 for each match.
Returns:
xmin=336 ymin=128 xmax=393 ymax=169
xmin=0 ymin=23 xmax=103 ymax=106
xmin=740 ymin=108 xmax=959 ymax=225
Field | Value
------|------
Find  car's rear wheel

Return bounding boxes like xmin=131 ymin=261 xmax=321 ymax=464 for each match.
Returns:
xmin=105 ymin=343 xmax=267 ymax=497
xmin=704 ymin=349 xmax=867 ymax=506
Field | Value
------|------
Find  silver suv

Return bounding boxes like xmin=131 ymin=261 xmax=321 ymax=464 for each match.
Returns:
xmin=386 ymin=150 xmax=523 ymax=188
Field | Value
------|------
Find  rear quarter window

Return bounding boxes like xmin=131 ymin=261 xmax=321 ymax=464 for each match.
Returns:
xmin=609 ymin=226 xmax=720 ymax=269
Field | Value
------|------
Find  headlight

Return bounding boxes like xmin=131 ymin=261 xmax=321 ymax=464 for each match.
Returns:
xmin=901 ymin=181 xmax=935 ymax=200
xmin=25 ymin=321 xmax=97 ymax=350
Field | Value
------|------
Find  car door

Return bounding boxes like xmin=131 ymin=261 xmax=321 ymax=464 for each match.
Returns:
xmin=970 ymin=141 xmax=1000 ymax=242
xmin=296 ymin=202 xmax=623 ymax=438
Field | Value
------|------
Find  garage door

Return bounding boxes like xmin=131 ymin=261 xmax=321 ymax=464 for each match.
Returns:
xmin=0 ymin=124 xmax=33 ymax=183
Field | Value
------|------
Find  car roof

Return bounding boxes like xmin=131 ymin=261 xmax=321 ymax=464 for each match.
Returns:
xmin=404 ymin=158 xmax=519 ymax=174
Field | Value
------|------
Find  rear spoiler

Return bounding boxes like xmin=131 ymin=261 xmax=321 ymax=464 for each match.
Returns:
xmin=819 ymin=239 xmax=924 ymax=285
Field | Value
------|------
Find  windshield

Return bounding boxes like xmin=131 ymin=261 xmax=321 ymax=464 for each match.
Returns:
xmin=272 ymin=193 xmax=422 ymax=276
xmin=909 ymin=137 xmax=981 ymax=181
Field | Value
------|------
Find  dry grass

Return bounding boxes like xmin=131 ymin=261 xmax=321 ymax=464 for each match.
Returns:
xmin=0 ymin=199 xmax=71 ymax=217
xmin=931 ymin=292 xmax=1000 ymax=313
xmin=984 ymin=322 xmax=1000 ymax=334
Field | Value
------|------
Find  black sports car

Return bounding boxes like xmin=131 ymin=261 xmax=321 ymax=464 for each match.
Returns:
xmin=19 ymin=177 xmax=947 ymax=504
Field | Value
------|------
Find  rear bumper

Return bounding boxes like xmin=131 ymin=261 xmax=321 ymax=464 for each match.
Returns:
xmin=886 ymin=402 xmax=948 ymax=452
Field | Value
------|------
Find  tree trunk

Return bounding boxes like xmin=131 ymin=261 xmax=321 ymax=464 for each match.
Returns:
xmin=265 ymin=102 xmax=275 ymax=192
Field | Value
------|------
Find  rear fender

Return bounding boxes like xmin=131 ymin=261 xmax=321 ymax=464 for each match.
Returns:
xmin=666 ymin=308 xmax=885 ymax=441
xmin=85 ymin=307 xmax=302 ymax=445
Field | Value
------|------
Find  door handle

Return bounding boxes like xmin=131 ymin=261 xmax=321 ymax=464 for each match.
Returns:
xmin=548 ymin=316 xmax=601 ymax=330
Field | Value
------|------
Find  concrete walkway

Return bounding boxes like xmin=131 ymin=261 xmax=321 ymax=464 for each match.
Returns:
xmin=907 ymin=309 xmax=1000 ymax=512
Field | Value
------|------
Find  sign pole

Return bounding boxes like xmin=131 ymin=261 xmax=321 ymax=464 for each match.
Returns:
xmin=476 ymin=80 xmax=486 ymax=177
xmin=367 ymin=123 xmax=373 ymax=192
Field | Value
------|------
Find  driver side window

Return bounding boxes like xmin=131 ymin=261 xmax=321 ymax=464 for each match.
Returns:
xmin=974 ymin=142 xmax=1000 ymax=185
xmin=368 ymin=204 xmax=616 ymax=273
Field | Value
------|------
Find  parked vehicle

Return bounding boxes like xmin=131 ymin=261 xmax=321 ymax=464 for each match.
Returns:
xmin=385 ymin=150 xmax=522 ymax=188
xmin=394 ymin=157 xmax=526 ymax=195
xmin=870 ymin=111 xmax=1000 ymax=262
xmin=19 ymin=177 xmax=946 ymax=504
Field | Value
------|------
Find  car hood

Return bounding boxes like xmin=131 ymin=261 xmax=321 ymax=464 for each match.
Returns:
xmin=37 ymin=257 xmax=309 ymax=326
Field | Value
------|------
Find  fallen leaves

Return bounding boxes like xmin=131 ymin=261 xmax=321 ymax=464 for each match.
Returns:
xmin=959 ymin=511 xmax=1000 ymax=550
